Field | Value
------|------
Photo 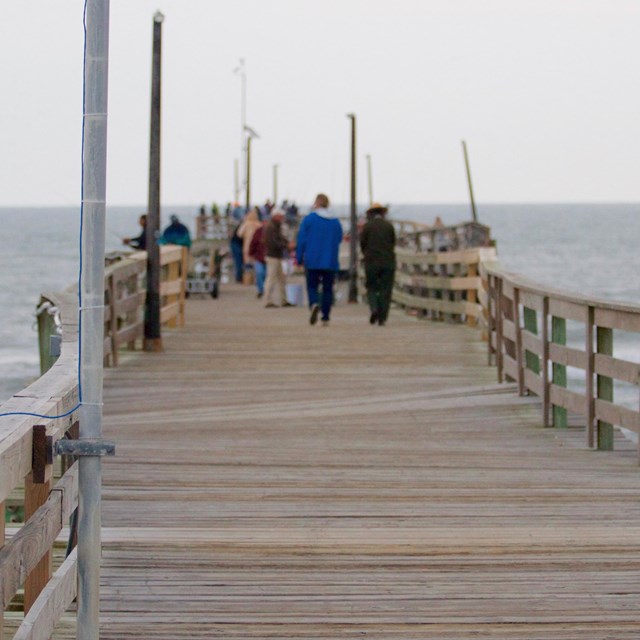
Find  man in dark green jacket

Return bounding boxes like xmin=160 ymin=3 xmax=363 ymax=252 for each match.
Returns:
xmin=360 ymin=203 xmax=396 ymax=326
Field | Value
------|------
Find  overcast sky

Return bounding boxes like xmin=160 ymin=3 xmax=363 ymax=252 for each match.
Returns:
xmin=1 ymin=1 xmax=639 ymax=207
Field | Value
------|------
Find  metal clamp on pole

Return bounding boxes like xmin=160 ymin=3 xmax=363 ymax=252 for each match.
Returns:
xmin=54 ymin=439 xmax=116 ymax=457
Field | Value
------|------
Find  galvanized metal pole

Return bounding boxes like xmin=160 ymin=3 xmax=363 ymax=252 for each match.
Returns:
xmin=233 ymin=59 xmax=247 ymax=207
xmin=366 ymin=154 xmax=373 ymax=206
xmin=273 ymin=164 xmax=279 ymax=207
xmin=144 ymin=12 xmax=164 ymax=352
xmin=347 ymin=114 xmax=358 ymax=303
xmin=462 ymin=140 xmax=478 ymax=223
xmin=233 ymin=158 xmax=240 ymax=204
xmin=78 ymin=0 xmax=110 ymax=637
xmin=245 ymin=136 xmax=252 ymax=211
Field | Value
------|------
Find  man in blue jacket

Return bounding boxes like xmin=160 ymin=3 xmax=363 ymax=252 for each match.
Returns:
xmin=295 ymin=194 xmax=343 ymax=326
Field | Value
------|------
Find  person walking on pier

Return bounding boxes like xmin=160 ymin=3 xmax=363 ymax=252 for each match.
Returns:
xmin=237 ymin=207 xmax=262 ymax=283
xmin=263 ymin=210 xmax=293 ymax=308
xmin=296 ymin=193 xmax=343 ymax=326
xmin=360 ymin=203 xmax=396 ymax=326
xmin=248 ymin=221 xmax=267 ymax=298
xmin=229 ymin=222 xmax=244 ymax=283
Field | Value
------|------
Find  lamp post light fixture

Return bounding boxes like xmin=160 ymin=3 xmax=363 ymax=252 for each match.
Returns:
xmin=233 ymin=59 xmax=247 ymax=207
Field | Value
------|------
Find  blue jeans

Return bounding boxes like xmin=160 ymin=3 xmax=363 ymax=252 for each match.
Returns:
xmin=254 ymin=261 xmax=266 ymax=295
xmin=306 ymin=269 xmax=336 ymax=321
xmin=230 ymin=240 xmax=244 ymax=283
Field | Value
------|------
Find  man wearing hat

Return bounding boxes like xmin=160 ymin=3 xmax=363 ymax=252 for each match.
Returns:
xmin=360 ymin=203 xmax=396 ymax=326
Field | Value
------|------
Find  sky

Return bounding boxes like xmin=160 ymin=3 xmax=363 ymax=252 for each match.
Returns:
xmin=1 ymin=0 xmax=639 ymax=207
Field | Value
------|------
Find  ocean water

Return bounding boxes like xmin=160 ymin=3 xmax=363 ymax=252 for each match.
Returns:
xmin=0 ymin=203 xmax=638 ymax=406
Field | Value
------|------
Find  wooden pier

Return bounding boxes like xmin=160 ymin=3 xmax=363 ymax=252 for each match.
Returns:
xmin=2 ymin=224 xmax=640 ymax=638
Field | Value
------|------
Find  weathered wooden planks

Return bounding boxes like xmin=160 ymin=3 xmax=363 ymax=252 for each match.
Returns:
xmin=93 ymin=284 xmax=640 ymax=639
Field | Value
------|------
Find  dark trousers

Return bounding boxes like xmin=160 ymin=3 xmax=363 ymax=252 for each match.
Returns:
xmin=306 ymin=269 xmax=336 ymax=321
xmin=230 ymin=240 xmax=244 ymax=283
xmin=365 ymin=265 xmax=395 ymax=322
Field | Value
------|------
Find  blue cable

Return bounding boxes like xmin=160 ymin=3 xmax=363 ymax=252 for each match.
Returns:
xmin=0 ymin=0 xmax=88 ymax=422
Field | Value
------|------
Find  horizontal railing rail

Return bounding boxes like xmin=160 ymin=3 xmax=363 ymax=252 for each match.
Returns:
xmin=0 ymin=244 xmax=187 ymax=638
xmin=479 ymin=259 xmax=640 ymax=458
xmin=385 ymin=223 xmax=639 ymax=461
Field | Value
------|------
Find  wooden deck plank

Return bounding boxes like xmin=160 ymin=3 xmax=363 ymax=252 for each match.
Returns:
xmin=91 ymin=283 xmax=640 ymax=638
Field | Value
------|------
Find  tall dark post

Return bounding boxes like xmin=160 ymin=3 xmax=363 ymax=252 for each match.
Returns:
xmin=245 ymin=135 xmax=252 ymax=211
xmin=462 ymin=140 xmax=478 ymax=223
xmin=347 ymin=113 xmax=358 ymax=303
xmin=144 ymin=11 xmax=164 ymax=352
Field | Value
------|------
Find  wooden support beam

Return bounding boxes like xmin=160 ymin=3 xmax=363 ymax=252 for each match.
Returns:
xmin=513 ymin=289 xmax=525 ymax=396
xmin=109 ymin=274 xmax=119 ymax=367
xmin=0 ymin=466 xmax=78 ymax=612
xmin=523 ymin=307 xmax=540 ymax=377
xmin=466 ymin=263 xmax=478 ymax=327
xmin=551 ymin=316 xmax=568 ymax=428
xmin=586 ymin=306 xmax=595 ymax=448
xmin=541 ymin=297 xmax=550 ymax=427
xmin=13 ymin=549 xmax=77 ymax=640
xmin=596 ymin=326 xmax=614 ymax=451
xmin=496 ymin=278 xmax=504 ymax=383
xmin=23 ymin=472 xmax=52 ymax=615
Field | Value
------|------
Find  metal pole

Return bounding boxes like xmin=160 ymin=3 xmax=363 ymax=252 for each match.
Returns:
xmin=144 ymin=12 xmax=164 ymax=352
xmin=245 ymin=136 xmax=252 ymax=212
xmin=273 ymin=164 xmax=278 ymax=206
xmin=233 ymin=158 xmax=239 ymax=203
xmin=462 ymin=140 xmax=478 ymax=223
xmin=366 ymin=154 xmax=373 ymax=206
xmin=347 ymin=114 xmax=358 ymax=303
xmin=234 ymin=59 xmax=247 ymax=208
xmin=78 ymin=1 xmax=109 ymax=637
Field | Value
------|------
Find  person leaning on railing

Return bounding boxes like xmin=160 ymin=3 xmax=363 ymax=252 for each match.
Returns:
xmin=360 ymin=203 xmax=396 ymax=326
xmin=122 ymin=214 xmax=147 ymax=250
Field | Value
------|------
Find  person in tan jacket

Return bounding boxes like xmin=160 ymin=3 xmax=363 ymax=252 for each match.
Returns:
xmin=237 ymin=207 xmax=262 ymax=280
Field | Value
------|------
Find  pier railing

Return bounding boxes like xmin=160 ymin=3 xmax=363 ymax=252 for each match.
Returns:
xmin=0 ymin=245 xmax=187 ymax=638
xmin=390 ymin=226 xmax=638 ymax=459
xmin=392 ymin=221 xmax=494 ymax=327
xmin=479 ymin=260 xmax=640 ymax=457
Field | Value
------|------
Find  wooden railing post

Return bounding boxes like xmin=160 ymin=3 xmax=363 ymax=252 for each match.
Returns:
xmin=486 ymin=273 xmax=494 ymax=366
xmin=513 ymin=288 xmax=525 ymax=395
xmin=585 ymin=306 xmax=595 ymax=448
xmin=127 ymin=273 xmax=138 ymax=351
xmin=596 ymin=326 xmax=614 ymax=450
xmin=466 ymin=263 xmax=478 ymax=327
xmin=552 ymin=316 xmax=568 ymax=428
xmin=179 ymin=246 xmax=188 ymax=328
xmin=541 ymin=297 xmax=550 ymax=427
xmin=496 ymin=277 xmax=504 ymax=383
xmin=166 ymin=254 xmax=180 ymax=329
xmin=23 ymin=472 xmax=52 ymax=614
xmin=108 ymin=273 xmax=118 ymax=367
xmin=523 ymin=307 xmax=540 ymax=376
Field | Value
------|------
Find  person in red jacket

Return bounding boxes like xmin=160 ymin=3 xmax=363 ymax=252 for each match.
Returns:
xmin=248 ymin=222 xmax=266 ymax=298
